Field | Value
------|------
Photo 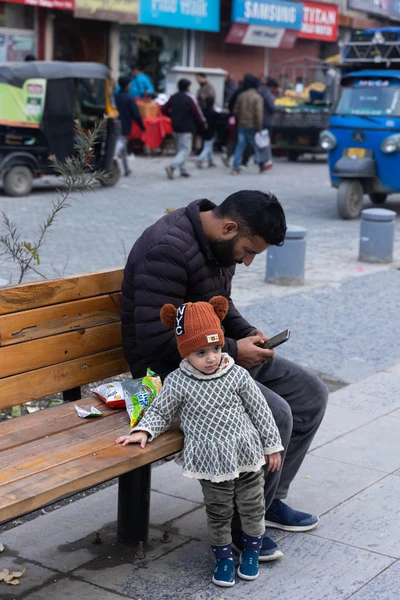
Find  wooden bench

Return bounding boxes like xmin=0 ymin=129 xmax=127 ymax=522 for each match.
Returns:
xmin=0 ymin=268 xmax=184 ymax=545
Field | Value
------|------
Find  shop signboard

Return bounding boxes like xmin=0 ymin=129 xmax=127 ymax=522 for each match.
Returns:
xmin=226 ymin=23 xmax=297 ymax=48
xmin=4 ymin=0 xmax=74 ymax=9
xmin=139 ymin=0 xmax=220 ymax=32
xmin=347 ymin=0 xmax=400 ymax=20
xmin=74 ymin=0 xmax=139 ymax=22
xmin=232 ymin=0 xmax=303 ymax=30
xmin=298 ymin=1 xmax=338 ymax=42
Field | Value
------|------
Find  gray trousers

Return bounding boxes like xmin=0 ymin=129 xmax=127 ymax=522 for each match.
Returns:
xmin=200 ymin=469 xmax=265 ymax=546
xmin=233 ymin=356 xmax=328 ymax=532
xmin=171 ymin=132 xmax=192 ymax=174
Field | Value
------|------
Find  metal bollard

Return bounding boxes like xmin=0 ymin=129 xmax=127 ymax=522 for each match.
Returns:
xmin=359 ymin=208 xmax=396 ymax=264
xmin=266 ymin=225 xmax=307 ymax=285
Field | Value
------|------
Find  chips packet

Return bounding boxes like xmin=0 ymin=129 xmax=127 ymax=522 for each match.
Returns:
xmin=91 ymin=369 xmax=162 ymax=427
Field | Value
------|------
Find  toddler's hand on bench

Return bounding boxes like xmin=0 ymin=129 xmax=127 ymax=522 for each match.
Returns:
xmin=116 ymin=431 xmax=149 ymax=448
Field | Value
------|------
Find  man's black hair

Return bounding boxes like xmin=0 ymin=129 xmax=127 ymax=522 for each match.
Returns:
xmin=178 ymin=78 xmax=191 ymax=92
xmin=130 ymin=63 xmax=139 ymax=71
xmin=25 ymin=54 xmax=36 ymax=61
xmin=196 ymin=72 xmax=207 ymax=78
xmin=118 ymin=76 xmax=131 ymax=90
xmin=215 ymin=190 xmax=287 ymax=246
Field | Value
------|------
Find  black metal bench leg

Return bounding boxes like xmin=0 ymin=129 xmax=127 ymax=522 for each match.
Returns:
xmin=118 ymin=465 xmax=151 ymax=545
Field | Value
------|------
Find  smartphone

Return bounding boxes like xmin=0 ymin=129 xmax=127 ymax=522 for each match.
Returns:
xmin=262 ymin=329 xmax=290 ymax=350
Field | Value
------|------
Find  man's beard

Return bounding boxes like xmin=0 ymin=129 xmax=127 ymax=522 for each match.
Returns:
xmin=208 ymin=237 xmax=240 ymax=268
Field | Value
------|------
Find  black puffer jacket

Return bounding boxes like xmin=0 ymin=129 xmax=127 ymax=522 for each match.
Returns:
xmin=121 ymin=199 xmax=255 ymax=378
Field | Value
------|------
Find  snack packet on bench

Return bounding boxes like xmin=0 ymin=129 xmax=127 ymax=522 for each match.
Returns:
xmin=75 ymin=405 xmax=104 ymax=418
xmin=92 ymin=369 xmax=162 ymax=426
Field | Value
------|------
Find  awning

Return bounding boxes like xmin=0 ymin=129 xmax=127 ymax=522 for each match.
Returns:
xmin=226 ymin=23 xmax=297 ymax=49
xmin=3 ymin=0 xmax=74 ymax=10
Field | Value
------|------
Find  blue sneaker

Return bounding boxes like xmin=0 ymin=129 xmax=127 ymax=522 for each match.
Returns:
xmin=265 ymin=500 xmax=319 ymax=532
xmin=232 ymin=532 xmax=283 ymax=562
xmin=237 ymin=549 xmax=259 ymax=581
xmin=212 ymin=558 xmax=235 ymax=587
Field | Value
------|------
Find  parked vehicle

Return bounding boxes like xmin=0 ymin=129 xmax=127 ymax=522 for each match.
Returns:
xmin=321 ymin=28 xmax=400 ymax=218
xmin=0 ymin=61 xmax=121 ymax=196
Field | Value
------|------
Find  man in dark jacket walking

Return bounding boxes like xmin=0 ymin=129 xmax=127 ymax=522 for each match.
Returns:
xmin=121 ymin=190 xmax=328 ymax=561
xmin=258 ymin=76 xmax=278 ymax=172
xmin=115 ymin=76 xmax=145 ymax=176
xmin=161 ymin=78 xmax=206 ymax=179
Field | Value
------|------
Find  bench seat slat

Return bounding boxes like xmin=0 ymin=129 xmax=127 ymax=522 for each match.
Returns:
xmin=0 ymin=268 xmax=124 ymax=315
xmin=0 ymin=412 xmax=130 ymax=485
xmin=0 ymin=348 xmax=129 ymax=409
xmin=0 ymin=293 xmax=122 ymax=347
xmin=0 ymin=398 xmax=116 ymax=452
xmin=0 ymin=322 xmax=123 ymax=378
xmin=0 ymin=424 xmax=184 ymax=524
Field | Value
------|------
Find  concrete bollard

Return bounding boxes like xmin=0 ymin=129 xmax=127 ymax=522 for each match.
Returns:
xmin=266 ymin=225 xmax=307 ymax=285
xmin=359 ymin=208 xmax=396 ymax=264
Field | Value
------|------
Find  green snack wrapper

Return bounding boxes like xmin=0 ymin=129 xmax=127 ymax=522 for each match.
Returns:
xmin=125 ymin=368 xmax=162 ymax=428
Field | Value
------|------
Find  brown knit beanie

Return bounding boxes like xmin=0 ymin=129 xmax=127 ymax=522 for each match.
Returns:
xmin=160 ymin=296 xmax=229 ymax=358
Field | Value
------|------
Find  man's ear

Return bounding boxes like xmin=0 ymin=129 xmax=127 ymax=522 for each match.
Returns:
xmin=221 ymin=220 xmax=239 ymax=237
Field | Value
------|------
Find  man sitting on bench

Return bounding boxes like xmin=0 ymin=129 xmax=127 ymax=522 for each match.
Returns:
xmin=120 ymin=190 xmax=328 ymax=561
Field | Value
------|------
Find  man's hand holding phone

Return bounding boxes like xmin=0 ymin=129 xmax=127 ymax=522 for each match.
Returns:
xmin=236 ymin=334 xmax=274 ymax=369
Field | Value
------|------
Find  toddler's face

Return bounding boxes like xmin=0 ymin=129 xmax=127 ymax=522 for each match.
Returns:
xmin=187 ymin=345 xmax=222 ymax=375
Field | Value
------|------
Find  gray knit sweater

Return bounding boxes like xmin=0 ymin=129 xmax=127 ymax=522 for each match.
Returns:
xmin=132 ymin=354 xmax=284 ymax=483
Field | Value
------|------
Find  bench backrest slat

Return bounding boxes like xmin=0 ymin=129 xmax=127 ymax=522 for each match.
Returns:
xmin=0 ymin=268 xmax=124 ymax=315
xmin=0 ymin=269 xmax=129 ymax=409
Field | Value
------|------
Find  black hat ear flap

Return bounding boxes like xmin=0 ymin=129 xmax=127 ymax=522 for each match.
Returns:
xmin=209 ymin=296 xmax=229 ymax=321
xmin=160 ymin=304 xmax=178 ymax=329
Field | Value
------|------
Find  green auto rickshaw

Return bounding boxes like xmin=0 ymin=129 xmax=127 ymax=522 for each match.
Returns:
xmin=0 ymin=61 xmax=121 ymax=196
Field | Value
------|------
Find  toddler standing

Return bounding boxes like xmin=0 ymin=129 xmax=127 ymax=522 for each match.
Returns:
xmin=116 ymin=297 xmax=283 ymax=587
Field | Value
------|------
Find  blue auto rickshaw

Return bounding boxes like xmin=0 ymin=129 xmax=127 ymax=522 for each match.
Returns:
xmin=320 ymin=28 xmax=400 ymax=219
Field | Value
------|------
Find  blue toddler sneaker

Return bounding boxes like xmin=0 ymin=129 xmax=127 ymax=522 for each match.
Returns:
xmin=232 ymin=532 xmax=283 ymax=562
xmin=212 ymin=558 xmax=235 ymax=587
xmin=265 ymin=499 xmax=319 ymax=532
xmin=237 ymin=549 xmax=259 ymax=581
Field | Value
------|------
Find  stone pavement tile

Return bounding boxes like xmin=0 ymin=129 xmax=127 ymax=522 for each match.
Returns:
xmin=283 ymin=454 xmax=385 ymax=517
xmin=393 ymin=469 xmax=400 ymax=477
xmin=311 ymin=415 xmax=400 ymax=473
xmin=0 ymin=486 xmax=119 ymax=573
xmin=152 ymin=460 xmax=205 ymax=504
xmin=188 ymin=534 xmax=392 ymax=600
xmin=388 ymin=407 xmax=400 ymax=419
xmin=74 ymin=539 xmax=215 ymax=599
xmin=0 ymin=484 xmax=197 ymax=573
xmin=327 ymin=370 xmax=400 ymax=415
xmin=313 ymin=475 xmax=400 ymax=558
xmin=349 ymin=561 xmax=400 ymax=600
xmin=309 ymin=403 xmax=376 ymax=451
xmin=150 ymin=490 xmax=201 ymax=526
xmin=23 ymin=578 xmax=128 ymax=600
xmin=0 ymin=557 xmax=56 ymax=600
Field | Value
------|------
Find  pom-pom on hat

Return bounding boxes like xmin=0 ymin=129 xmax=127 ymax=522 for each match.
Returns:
xmin=160 ymin=296 xmax=229 ymax=358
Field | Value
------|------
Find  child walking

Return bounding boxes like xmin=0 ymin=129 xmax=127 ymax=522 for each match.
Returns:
xmin=116 ymin=297 xmax=283 ymax=588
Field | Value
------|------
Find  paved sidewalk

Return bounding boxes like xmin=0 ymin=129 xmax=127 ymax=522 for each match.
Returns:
xmin=1 ymin=363 xmax=399 ymax=599
xmin=1 ymin=156 xmax=400 ymax=599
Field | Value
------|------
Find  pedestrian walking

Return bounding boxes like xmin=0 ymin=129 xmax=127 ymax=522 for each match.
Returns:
xmin=161 ymin=78 xmax=206 ymax=179
xmin=232 ymin=76 xmax=264 ymax=174
xmin=117 ymin=296 xmax=283 ymax=587
xmin=196 ymin=97 xmax=218 ymax=168
xmin=257 ymin=76 xmax=278 ymax=173
xmin=126 ymin=63 xmax=155 ymax=99
xmin=221 ymin=74 xmax=255 ymax=169
xmin=196 ymin=72 xmax=216 ymax=110
xmin=114 ymin=76 xmax=145 ymax=176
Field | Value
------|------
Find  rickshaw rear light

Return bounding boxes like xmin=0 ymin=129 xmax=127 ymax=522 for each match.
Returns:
xmin=381 ymin=135 xmax=400 ymax=153
xmin=319 ymin=130 xmax=337 ymax=151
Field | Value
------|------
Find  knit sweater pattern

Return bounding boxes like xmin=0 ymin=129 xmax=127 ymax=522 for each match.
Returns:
xmin=132 ymin=354 xmax=284 ymax=483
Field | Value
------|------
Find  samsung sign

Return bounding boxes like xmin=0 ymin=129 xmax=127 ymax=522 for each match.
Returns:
xmin=232 ymin=0 xmax=303 ymax=30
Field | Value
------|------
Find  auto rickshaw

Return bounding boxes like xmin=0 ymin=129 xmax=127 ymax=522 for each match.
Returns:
xmin=320 ymin=28 xmax=400 ymax=219
xmin=0 ymin=61 xmax=121 ymax=196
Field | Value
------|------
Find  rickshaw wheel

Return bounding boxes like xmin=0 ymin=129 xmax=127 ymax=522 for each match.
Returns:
xmin=3 ymin=165 xmax=33 ymax=197
xmin=99 ymin=159 xmax=121 ymax=187
xmin=337 ymin=180 xmax=363 ymax=220
xmin=369 ymin=193 xmax=387 ymax=205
